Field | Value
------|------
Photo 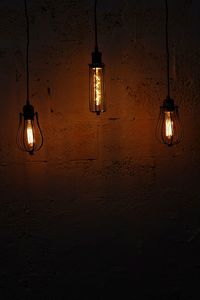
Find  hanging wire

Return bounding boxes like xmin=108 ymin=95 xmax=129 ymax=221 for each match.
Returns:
xmin=94 ymin=0 xmax=98 ymax=50
xmin=165 ymin=0 xmax=170 ymax=97
xmin=24 ymin=0 xmax=30 ymax=105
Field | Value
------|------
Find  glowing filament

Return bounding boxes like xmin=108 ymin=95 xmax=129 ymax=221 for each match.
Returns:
xmin=165 ymin=112 xmax=173 ymax=138
xmin=93 ymin=67 xmax=102 ymax=106
xmin=27 ymin=120 xmax=34 ymax=147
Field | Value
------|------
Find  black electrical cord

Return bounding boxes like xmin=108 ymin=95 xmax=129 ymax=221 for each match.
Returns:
xmin=94 ymin=0 xmax=98 ymax=50
xmin=165 ymin=0 xmax=170 ymax=98
xmin=24 ymin=0 xmax=30 ymax=105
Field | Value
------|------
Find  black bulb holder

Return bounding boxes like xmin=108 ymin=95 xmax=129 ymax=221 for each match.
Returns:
xmin=91 ymin=47 xmax=104 ymax=68
xmin=23 ymin=102 xmax=35 ymax=120
xmin=162 ymin=95 xmax=175 ymax=112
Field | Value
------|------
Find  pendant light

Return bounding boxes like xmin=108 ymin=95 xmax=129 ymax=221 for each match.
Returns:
xmin=17 ymin=0 xmax=43 ymax=155
xmin=89 ymin=0 xmax=105 ymax=115
xmin=156 ymin=0 xmax=182 ymax=146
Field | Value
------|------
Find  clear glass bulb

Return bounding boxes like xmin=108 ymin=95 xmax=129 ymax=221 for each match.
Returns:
xmin=89 ymin=65 xmax=105 ymax=114
xmin=156 ymin=97 xmax=182 ymax=146
xmin=17 ymin=104 xmax=43 ymax=154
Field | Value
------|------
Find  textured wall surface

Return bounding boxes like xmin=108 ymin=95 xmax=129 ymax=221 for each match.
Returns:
xmin=1 ymin=0 xmax=200 ymax=299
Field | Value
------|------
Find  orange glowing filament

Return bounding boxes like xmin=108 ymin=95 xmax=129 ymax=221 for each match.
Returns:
xmin=27 ymin=120 xmax=34 ymax=147
xmin=93 ymin=67 xmax=102 ymax=106
xmin=165 ymin=112 xmax=173 ymax=138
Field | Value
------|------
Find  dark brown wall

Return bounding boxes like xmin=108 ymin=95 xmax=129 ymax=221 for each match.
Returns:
xmin=0 ymin=0 xmax=200 ymax=299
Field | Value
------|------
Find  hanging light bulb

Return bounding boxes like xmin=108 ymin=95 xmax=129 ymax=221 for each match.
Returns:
xmin=17 ymin=103 xmax=43 ymax=154
xmin=17 ymin=0 xmax=43 ymax=154
xmin=156 ymin=96 xmax=182 ymax=146
xmin=89 ymin=49 xmax=105 ymax=114
xmin=156 ymin=0 xmax=182 ymax=146
xmin=89 ymin=0 xmax=105 ymax=115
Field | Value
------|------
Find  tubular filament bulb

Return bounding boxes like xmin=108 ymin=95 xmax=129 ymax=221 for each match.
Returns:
xmin=93 ymin=67 xmax=102 ymax=107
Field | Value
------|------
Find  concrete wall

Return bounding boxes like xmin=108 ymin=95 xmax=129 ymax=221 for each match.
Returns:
xmin=0 ymin=0 xmax=200 ymax=299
